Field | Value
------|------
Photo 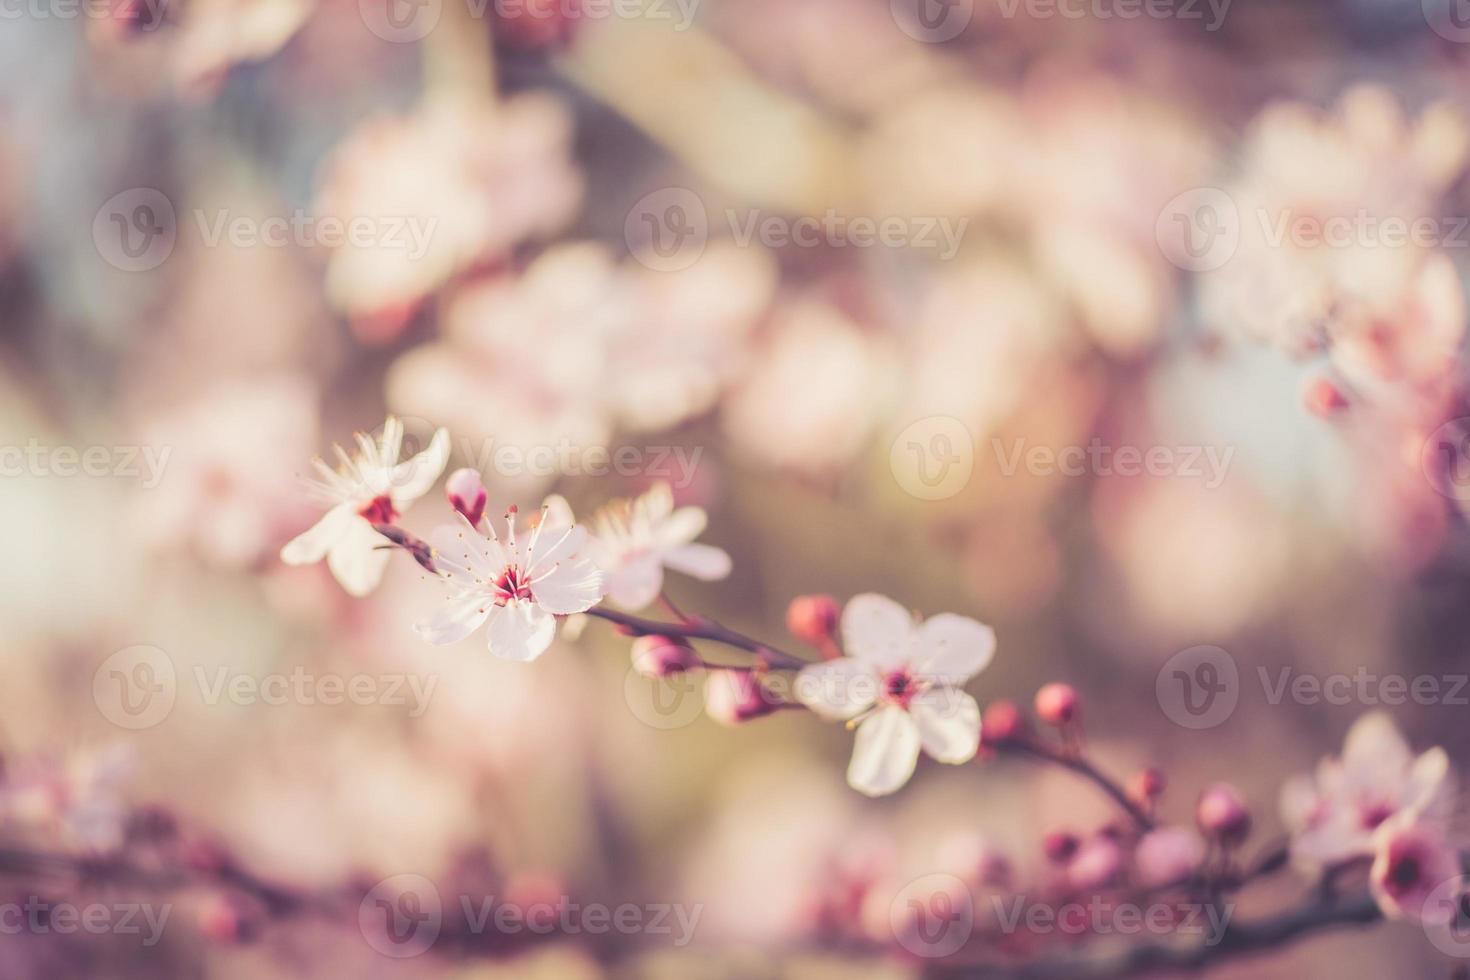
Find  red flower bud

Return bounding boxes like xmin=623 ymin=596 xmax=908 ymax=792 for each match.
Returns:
xmin=1043 ymin=830 xmax=1080 ymax=864
xmin=446 ymin=467 xmax=488 ymax=527
xmin=981 ymin=699 xmax=1026 ymax=745
xmin=1129 ymin=768 xmax=1167 ymax=806
xmin=786 ymin=595 xmax=840 ymax=651
xmin=1034 ymin=683 xmax=1080 ymax=726
xmin=1196 ymin=783 xmax=1252 ymax=844
xmin=705 ymin=669 xmax=779 ymax=726
xmin=630 ymin=635 xmax=700 ymax=678
xmin=1304 ymin=377 xmax=1349 ymax=417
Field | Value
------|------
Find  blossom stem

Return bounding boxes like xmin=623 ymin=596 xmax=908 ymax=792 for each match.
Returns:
xmin=1001 ymin=738 xmax=1155 ymax=831
xmin=585 ymin=607 xmax=808 ymax=671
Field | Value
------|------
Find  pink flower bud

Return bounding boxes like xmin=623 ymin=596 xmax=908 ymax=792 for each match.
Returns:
xmin=446 ymin=467 xmax=488 ymax=526
xmin=1043 ymin=830 xmax=1080 ymax=864
xmin=196 ymin=891 xmax=264 ymax=944
xmin=1128 ymin=768 xmax=1167 ymax=807
xmin=1304 ymin=377 xmax=1349 ymax=417
xmin=1134 ymin=827 xmax=1206 ymax=888
xmin=980 ymin=699 xmax=1026 ymax=745
xmin=1034 ymin=683 xmax=1080 ymax=726
xmin=1196 ymin=783 xmax=1252 ymax=844
xmin=630 ymin=635 xmax=700 ymax=677
xmin=704 ymin=669 xmax=779 ymax=726
xmin=1067 ymin=836 xmax=1123 ymax=892
xmin=786 ymin=595 xmax=840 ymax=650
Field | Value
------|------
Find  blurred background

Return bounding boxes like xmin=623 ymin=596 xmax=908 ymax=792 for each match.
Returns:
xmin=2 ymin=0 xmax=1470 ymax=975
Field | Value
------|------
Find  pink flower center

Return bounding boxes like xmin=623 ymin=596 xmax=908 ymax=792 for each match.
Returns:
xmin=882 ymin=669 xmax=917 ymax=709
xmin=1360 ymin=802 xmax=1396 ymax=831
xmin=1387 ymin=852 xmax=1424 ymax=895
xmin=494 ymin=565 xmax=535 ymax=605
xmin=357 ymin=495 xmax=399 ymax=524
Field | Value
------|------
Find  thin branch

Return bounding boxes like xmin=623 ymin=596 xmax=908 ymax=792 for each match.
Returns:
xmin=585 ymin=607 xmax=809 ymax=671
xmin=1000 ymin=738 xmax=1155 ymax=832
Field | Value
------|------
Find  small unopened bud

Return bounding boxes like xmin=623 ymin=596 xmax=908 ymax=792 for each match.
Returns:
xmin=786 ymin=595 xmax=840 ymax=651
xmin=630 ymin=635 xmax=700 ymax=677
xmin=1043 ymin=830 xmax=1080 ymax=864
xmin=373 ymin=524 xmax=436 ymax=574
xmin=1128 ymin=768 xmax=1167 ymax=808
xmin=1067 ymin=836 xmax=1123 ymax=892
xmin=1196 ymin=783 xmax=1252 ymax=844
xmin=446 ymin=467 xmax=488 ymax=526
xmin=704 ymin=669 xmax=779 ymax=726
xmin=1134 ymin=827 xmax=1206 ymax=888
xmin=196 ymin=891 xmax=264 ymax=944
xmin=1034 ymin=683 xmax=1080 ymax=726
xmin=1304 ymin=377 xmax=1349 ymax=417
xmin=981 ymin=699 xmax=1026 ymax=745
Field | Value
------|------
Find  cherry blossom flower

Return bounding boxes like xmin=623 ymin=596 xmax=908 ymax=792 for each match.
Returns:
xmin=416 ymin=506 xmax=604 ymax=662
xmin=1281 ymin=712 xmax=1454 ymax=868
xmin=795 ymin=594 xmax=994 ymax=797
xmin=571 ymin=482 xmax=732 ymax=610
xmin=1369 ymin=814 xmax=1461 ymax=924
xmin=280 ymin=417 xmax=450 ymax=597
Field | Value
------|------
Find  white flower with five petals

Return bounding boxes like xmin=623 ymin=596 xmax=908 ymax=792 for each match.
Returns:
xmin=542 ymin=484 xmax=731 ymax=610
xmin=280 ymin=417 xmax=450 ymax=596
xmin=796 ymin=594 xmax=995 ymax=797
xmin=416 ymin=506 xmax=605 ymax=662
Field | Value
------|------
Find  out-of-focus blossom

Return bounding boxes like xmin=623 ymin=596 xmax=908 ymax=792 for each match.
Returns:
xmin=1281 ymin=712 xmax=1453 ymax=869
xmin=723 ymin=299 xmax=890 ymax=474
xmin=3 ymin=745 xmax=135 ymax=852
xmin=280 ymin=416 xmax=450 ymax=596
xmin=313 ymin=94 xmax=582 ymax=324
xmin=169 ymin=0 xmax=315 ymax=96
xmin=796 ymin=593 xmax=993 ymax=797
xmin=555 ymin=482 xmax=731 ymax=610
xmin=1369 ymin=814 xmax=1461 ymax=924
xmin=133 ymin=376 xmax=318 ymax=568
xmin=704 ymin=669 xmax=779 ymax=726
xmin=1197 ymin=783 xmax=1252 ymax=844
xmin=1134 ymin=827 xmax=1206 ymax=888
xmin=416 ymin=507 xmax=604 ymax=661
xmin=389 ymin=242 xmax=773 ymax=497
xmin=1067 ymin=835 xmax=1123 ymax=891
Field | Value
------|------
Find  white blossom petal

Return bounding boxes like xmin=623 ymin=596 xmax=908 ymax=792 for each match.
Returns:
xmin=847 ymin=706 xmax=921 ymax=797
xmin=662 ymin=542 xmax=731 ymax=581
xmin=415 ymin=591 xmax=493 ymax=645
xmin=605 ymin=553 xmax=665 ymax=610
xmin=841 ymin=593 xmax=915 ymax=670
xmin=326 ymin=517 xmax=392 ymax=597
xmin=914 ymin=614 xmax=996 ymax=684
xmin=486 ymin=602 xmax=556 ymax=662
xmin=530 ymin=556 xmax=605 ymax=614
xmin=280 ymin=503 xmax=355 ymax=565
xmin=795 ymin=658 xmax=879 ymax=721
xmin=389 ymin=427 xmax=451 ymax=504
xmin=656 ymin=505 xmax=708 ymax=548
xmin=526 ymin=523 xmax=587 ymax=574
xmin=910 ymin=687 xmax=981 ymax=764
